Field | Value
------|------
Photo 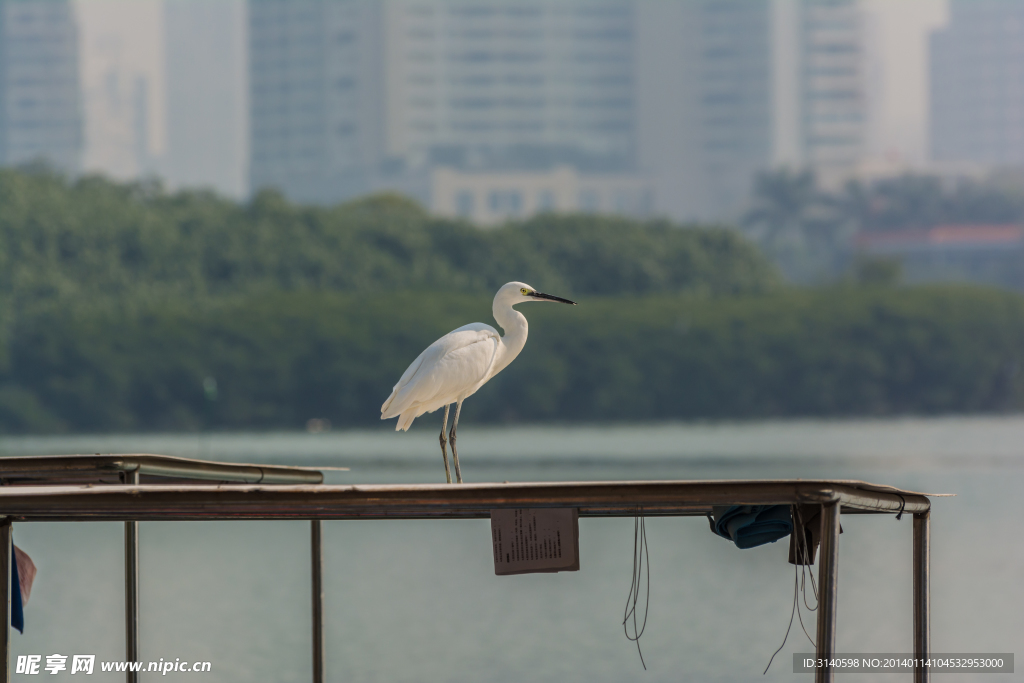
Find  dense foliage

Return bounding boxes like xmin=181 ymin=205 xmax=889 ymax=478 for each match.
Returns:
xmin=2 ymin=169 xmax=1021 ymax=433
xmin=2 ymin=287 xmax=1021 ymax=433
xmin=0 ymin=168 xmax=777 ymax=316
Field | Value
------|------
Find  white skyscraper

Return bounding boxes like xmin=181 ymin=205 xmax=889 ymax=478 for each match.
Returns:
xmin=75 ymin=0 xmax=163 ymax=182
xmin=799 ymin=0 xmax=866 ymax=179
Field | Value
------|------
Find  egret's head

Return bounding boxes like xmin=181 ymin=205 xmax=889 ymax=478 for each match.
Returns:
xmin=497 ymin=281 xmax=577 ymax=306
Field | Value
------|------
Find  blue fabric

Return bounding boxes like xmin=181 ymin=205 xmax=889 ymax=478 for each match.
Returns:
xmin=11 ymin=547 xmax=22 ymax=633
xmin=710 ymin=505 xmax=793 ymax=549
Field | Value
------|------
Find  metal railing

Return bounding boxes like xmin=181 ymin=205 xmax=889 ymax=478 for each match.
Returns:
xmin=0 ymin=456 xmax=937 ymax=683
xmin=0 ymin=455 xmax=325 ymax=683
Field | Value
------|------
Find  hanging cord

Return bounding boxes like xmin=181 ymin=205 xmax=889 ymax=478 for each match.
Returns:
xmin=764 ymin=506 xmax=818 ymax=674
xmin=623 ymin=508 xmax=650 ymax=670
xmin=794 ymin=506 xmax=819 ymax=614
xmin=895 ymin=494 xmax=906 ymax=521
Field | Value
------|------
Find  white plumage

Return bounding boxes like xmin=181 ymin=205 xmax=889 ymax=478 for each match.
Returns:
xmin=381 ymin=281 xmax=576 ymax=483
xmin=382 ymin=324 xmax=499 ymax=431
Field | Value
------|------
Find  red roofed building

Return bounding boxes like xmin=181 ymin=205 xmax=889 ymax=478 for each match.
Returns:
xmin=857 ymin=225 xmax=1024 ymax=254
xmin=855 ymin=224 xmax=1024 ymax=290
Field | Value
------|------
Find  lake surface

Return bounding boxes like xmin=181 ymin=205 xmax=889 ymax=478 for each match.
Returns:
xmin=1 ymin=416 xmax=1021 ymax=682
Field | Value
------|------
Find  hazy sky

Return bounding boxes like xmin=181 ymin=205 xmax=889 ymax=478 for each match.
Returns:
xmin=72 ymin=0 xmax=951 ymax=184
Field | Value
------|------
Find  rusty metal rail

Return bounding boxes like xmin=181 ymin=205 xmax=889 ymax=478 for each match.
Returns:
xmin=0 ymin=479 xmax=930 ymax=521
xmin=0 ymin=453 xmax=324 ymax=486
xmin=0 ymin=456 xmax=939 ymax=683
xmin=0 ymin=455 xmax=327 ymax=683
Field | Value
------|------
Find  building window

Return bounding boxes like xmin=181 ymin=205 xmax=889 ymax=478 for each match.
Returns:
xmin=488 ymin=190 xmax=523 ymax=216
xmin=537 ymin=190 xmax=556 ymax=211
xmin=613 ymin=190 xmax=633 ymax=214
xmin=456 ymin=190 xmax=475 ymax=218
xmin=578 ymin=189 xmax=600 ymax=212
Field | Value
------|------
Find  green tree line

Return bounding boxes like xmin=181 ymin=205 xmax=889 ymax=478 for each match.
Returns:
xmin=0 ymin=168 xmax=777 ymax=316
xmin=1 ymin=168 xmax=1021 ymax=433
xmin=3 ymin=287 xmax=1022 ymax=433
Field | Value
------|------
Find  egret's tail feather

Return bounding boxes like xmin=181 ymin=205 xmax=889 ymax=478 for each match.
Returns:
xmin=396 ymin=411 xmax=416 ymax=431
xmin=381 ymin=388 xmax=400 ymax=418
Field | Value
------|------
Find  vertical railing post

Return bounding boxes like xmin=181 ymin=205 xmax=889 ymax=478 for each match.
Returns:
xmin=913 ymin=510 xmax=931 ymax=683
xmin=125 ymin=471 xmax=140 ymax=683
xmin=0 ymin=518 xmax=11 ymax=683
xmin=311 ymin=520 xmax=324 ymax=683
xmin=815 ymin=501 xmax=840 ymax=683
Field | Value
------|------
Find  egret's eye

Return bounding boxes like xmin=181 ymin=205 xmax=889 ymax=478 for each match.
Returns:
xmin=520 ymin=288 xmax=530 ymax=295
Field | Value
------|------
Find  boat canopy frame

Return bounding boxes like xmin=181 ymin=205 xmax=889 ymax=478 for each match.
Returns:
xmin=0 ymin=454 xmax=936 ymax=683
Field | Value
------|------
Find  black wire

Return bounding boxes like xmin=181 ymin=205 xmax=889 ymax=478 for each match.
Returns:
xmin=795 ymin=507 xmax=816 ymax=647
xmin=793 ymin=506 xmax=818 ymax=612
xmin=764 ymin=506 xmax=818 ymax=675
xmin=623 ymin=509 xmax=650 ymax=670
xmin=763 ymin=565 xmax=799 ymax=675
xmin=895 ymin=494 xmax=906 ymax=521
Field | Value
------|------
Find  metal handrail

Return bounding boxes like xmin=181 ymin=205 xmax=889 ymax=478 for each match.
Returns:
xmin=0 ymin=457 xmax=939 ymax=683
xmin=0 ymin=454 xmax=325 ymax=485
xmin=0 ymin=455 xmax=327 ymax=683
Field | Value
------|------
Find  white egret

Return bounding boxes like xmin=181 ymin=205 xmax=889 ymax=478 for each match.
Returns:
xmin=381 ymin=281 xmax=576 ymax=483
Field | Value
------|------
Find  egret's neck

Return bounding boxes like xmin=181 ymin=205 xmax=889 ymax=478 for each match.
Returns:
xmin=493 ymin=299 xmax=528 ymax=361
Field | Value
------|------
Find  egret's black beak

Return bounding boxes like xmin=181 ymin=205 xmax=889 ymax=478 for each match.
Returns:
xmin=530 ymin=291 xmax=577 ymax=305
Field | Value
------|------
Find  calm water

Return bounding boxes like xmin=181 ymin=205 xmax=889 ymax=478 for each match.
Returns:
xmin=1 ymin=417 xmax=1021 ymax=682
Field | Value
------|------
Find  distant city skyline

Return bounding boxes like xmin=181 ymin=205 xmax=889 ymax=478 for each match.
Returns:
xmin=250 ymin=0 xmax=874 ymax=219
xmin=249 ymin=1 xmax=644 ymax=209
xmin=31 ymin=1 xmax=954 ymax=213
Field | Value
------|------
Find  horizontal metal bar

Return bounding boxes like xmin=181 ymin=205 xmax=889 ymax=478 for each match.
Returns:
xmin=0 ymin=454 xmax=323 ymax=485
xmin=833 ymin=487 xmax=929 ymax=514
xmin=0 ymin=480 xmax=930 ymax=522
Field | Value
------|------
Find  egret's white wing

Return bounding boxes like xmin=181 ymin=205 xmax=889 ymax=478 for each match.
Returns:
xmin=381 ymin=323 xmax=500 ymax=426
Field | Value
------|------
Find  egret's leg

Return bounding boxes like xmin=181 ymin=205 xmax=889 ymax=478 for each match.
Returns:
xmin=450 ymin=401 xmax=464 ymax=484
xmin=439 ymin=405 xmax=452 ymax=484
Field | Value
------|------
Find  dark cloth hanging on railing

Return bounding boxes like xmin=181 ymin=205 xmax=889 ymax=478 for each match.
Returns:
xmin=708 ymin=505 xmax=793 ymax=549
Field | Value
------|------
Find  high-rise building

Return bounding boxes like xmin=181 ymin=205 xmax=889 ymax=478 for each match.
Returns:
xmin=799 ymin=0 xmax=865 ymax=178
xmin=636 ymin=0 xmax=866 ymax=220
xmin=164 ymin=0 xmax=248 ymax=198
xmin=0 ymin=0 xmax=82 ymax=172
xmin=930 ymin=1 xmax=1024 ymax=167
xmin=381 ymin=2 xmax=635 ymax=173
xmin=248 ymin=0 xmax=865 ymax=220
xmin=642 ymin=1 xmax=775 ymax=220
xmin=248 ymin=0 xmax=637 ymax=207
xmin=248 ymin=1 xmax=384 ymax=203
